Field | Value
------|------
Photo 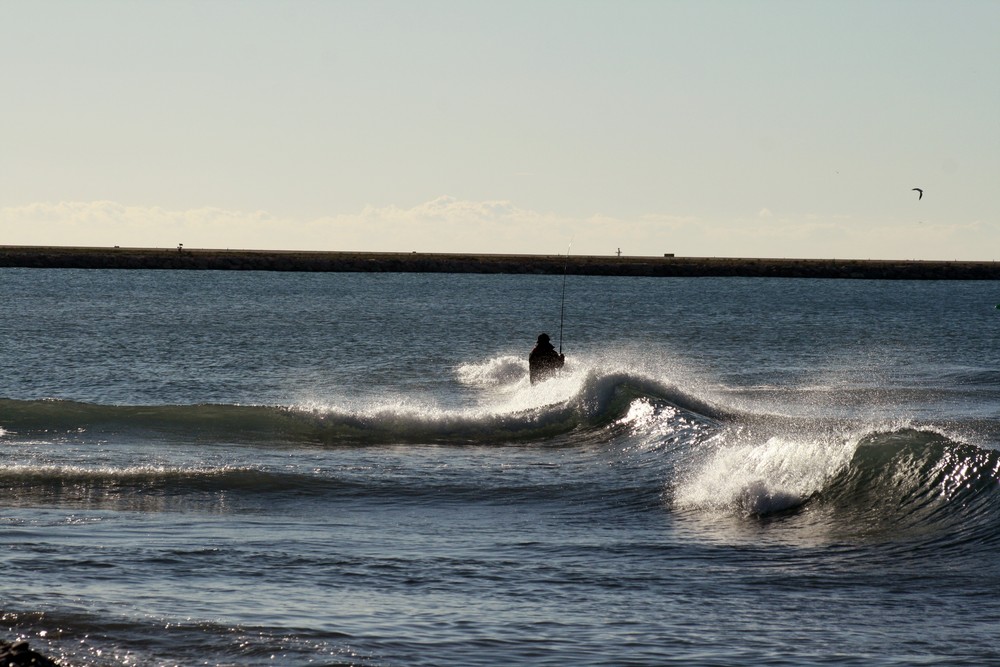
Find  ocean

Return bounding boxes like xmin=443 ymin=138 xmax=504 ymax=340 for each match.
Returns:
xmin=2 ymin=267 xmax=999 ymax=666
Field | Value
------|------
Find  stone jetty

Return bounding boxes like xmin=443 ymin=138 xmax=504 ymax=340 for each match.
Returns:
xmin=1 ymin=246 xmax=999 ymax=280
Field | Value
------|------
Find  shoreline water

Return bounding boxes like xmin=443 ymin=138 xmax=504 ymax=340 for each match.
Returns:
xmin=1 ymin=245 xmax=999 ymax=279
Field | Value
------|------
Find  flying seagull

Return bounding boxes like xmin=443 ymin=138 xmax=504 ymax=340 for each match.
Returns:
xmin=912 ymin=188 xmax=923 ymax=200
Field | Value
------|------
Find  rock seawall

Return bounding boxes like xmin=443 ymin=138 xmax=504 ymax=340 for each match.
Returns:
xmin=1 ymin=246 xmax=998 ymax=279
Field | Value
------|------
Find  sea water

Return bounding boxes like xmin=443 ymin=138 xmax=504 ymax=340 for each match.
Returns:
xmin=1 ymin=268 xmax=999 ymax=666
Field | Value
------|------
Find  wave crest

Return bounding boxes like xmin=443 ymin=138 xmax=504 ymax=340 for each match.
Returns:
xmin=674 ymin=423 xmax=1000 ymax=546
xmin=0 ymin=364 xmax=718 ymax=447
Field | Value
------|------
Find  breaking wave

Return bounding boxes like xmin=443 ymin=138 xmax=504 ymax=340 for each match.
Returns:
xmin=0 ymin=363 xmax=721 ymax=447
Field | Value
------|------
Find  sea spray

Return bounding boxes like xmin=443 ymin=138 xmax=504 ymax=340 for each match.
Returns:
xmin=674 ymin=428 xmax=859 ymax=517
xmin=456 ymin=355 xmax=527 ymax=389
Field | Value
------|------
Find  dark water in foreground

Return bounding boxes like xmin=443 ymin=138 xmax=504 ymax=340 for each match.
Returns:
xmin=2 ymin=269 xmax=1000 ymax=666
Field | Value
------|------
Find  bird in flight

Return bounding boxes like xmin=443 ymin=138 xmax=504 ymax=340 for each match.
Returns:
xmin=912 ymin=188 xmax=923 ymax=200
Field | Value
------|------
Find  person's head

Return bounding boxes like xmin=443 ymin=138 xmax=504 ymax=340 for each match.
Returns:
xmin=537 ymin=333 xmax=550 ymax=344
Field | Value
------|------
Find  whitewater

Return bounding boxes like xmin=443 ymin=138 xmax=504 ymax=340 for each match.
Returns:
xmin=2 ymin=268 xmax=999 ymax=666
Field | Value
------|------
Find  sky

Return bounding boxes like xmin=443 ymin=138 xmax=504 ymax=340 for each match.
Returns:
xmin=1 ymin=0 xmax=998 ymax=259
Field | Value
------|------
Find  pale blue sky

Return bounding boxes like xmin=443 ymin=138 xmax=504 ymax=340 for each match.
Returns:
xmin=1 ymin=0 xmax=998 ymax=258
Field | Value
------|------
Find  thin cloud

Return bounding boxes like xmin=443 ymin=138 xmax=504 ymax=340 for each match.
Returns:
xmin=1 ymin=198 xmax=996 ymax=260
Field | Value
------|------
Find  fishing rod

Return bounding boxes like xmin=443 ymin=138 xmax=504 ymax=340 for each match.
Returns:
xmin=559 ymin=240 xmax=571 ymax=355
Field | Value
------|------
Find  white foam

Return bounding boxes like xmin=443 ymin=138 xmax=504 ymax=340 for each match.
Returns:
xmin=675 ymin=431 xmax=858 ymax=516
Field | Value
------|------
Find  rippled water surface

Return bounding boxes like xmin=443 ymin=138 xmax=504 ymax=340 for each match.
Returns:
xmin=2 ymin=269 xmax=1000 ymax=665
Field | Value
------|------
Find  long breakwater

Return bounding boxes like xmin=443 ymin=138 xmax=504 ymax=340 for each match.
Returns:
xmin=2 ymin=245 xmax=999 ymax=279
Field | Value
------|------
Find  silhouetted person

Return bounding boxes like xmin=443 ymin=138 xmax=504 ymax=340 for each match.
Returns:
xmin=529 ymin=333 xmax=564 ymax=384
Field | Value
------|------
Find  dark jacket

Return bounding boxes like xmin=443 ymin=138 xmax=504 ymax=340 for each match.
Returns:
xmin=529 ymin=339 xmax=565 ymax=384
